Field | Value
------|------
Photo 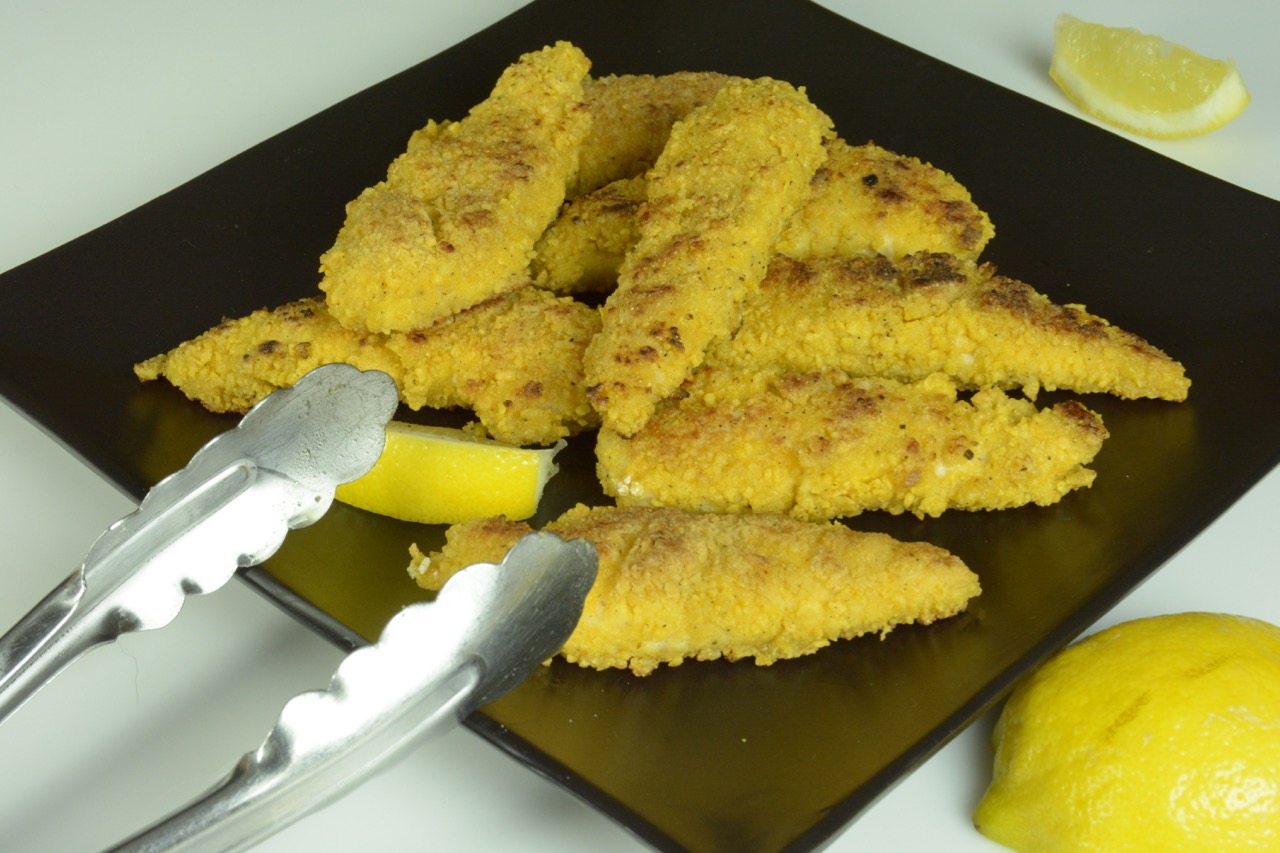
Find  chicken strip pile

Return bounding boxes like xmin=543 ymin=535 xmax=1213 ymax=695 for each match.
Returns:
xmin=532 ymin=138 xmax=993 ymax=295
xmin=706 ymin=252 xmax=1190 ymax=401
xmin=134 ymin=288 xmax=597 ymax=445
xmin=583 ymin=77 xmax=833 ymax=436
xmin=133 ymin=46 xmax=1199 ymax=677
xmin=597 ymin=368 xmax=1108 ymax=520
xmin=318 ymin=41 xmax=592 ymax=333
xmin=410 ymin=504 xmax=981 ymax=676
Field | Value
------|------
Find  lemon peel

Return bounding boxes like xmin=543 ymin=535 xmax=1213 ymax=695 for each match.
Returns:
xmin=335 ymin=422 xmax=562 ymax=524
xmin=975 ymin=612 xmax=1280 ymax=851
xmin=1049 ymin=14 xmax=1250 ymax=139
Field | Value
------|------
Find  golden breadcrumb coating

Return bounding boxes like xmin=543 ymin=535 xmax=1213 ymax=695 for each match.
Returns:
xmin=531 ymin=176 xmax=646 ymax=294
xmin=572 ymin=71 xmax=737 ymax=197
xmin=385 ymin=287 xmax=599 ymax=445
xmin=773 ymin=138 xmax=994 ymax=261
xmin=134 ymin=289 xmax=598 ymax=446
xmin=409 ymin=504 xmax=980 ymax=676
xmin=132 ymin=298 xmax=405 ymax=413
xmin=532 ymin=139 xmax=993 ymax=295
xmin=584 ymin=77 xmax=832 ymax=436
xmin=318 ymin=42 xmax=591 ymax=333
xmin=707 ymin=253 xmax=1190 ymax=401
xmin=596 ymin=368 xmax=1108 ymax=519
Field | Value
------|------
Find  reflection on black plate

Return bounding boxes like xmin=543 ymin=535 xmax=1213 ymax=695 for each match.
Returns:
xmin=1 ymin=1 xmax=1278 ymax=850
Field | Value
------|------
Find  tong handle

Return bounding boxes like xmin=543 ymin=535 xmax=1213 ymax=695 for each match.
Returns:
xmin=106 ymin=532 xmax=596 ymax=853
xmin=0 ymin=571 xmax=92 ymax=723
xmin=108 ymin=667 xmax=478 ymax=853
xmin=0 ymin=460 xmax=263 ymax=727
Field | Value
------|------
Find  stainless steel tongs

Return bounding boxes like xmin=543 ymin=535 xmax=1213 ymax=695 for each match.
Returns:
xmin=0 ymin=363 xmax=597 ymax=851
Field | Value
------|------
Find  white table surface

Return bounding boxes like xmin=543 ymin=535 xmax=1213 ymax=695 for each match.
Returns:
xmin=2 ymin=1 xmax=1276 ymax=850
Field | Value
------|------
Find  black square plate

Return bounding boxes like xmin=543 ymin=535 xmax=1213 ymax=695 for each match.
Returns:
xmin=1 ymin=1 xmax=1277 ymax=850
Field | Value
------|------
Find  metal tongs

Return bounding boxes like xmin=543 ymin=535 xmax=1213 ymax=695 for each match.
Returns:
xmin=0 ymin=364 xmax=597 ymax=851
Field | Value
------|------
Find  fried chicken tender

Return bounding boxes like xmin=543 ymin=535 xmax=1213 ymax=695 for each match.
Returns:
xmin=583 ymin=78 xmax=832 ymax=436
xmin=385 ymin=287 xmax=600 ymax=444
xmin=706 ymin=253 xmax=1190 ymax=401
xmin=531 ymin=175 xmax=647 ymax=294
xmin=596 ymin=368 xmax=1108 ymax=519
xmin=409 ymin=504 xmax=981 ymax=676
xmin=133 ymin=288 xmax=598 ymax=445
xmin=318 ymin=42 xmax=591 ymax=333
xmin=538 ymin=72 xmax=741 ymax=291
xmin=133 ymin=298 xmax=405 ymax=414
xmin=572 ymin=71 xmax=737 ymax=197
xmin=533 ymin=139 xmax=993 ymax=295
xmin=773 ymin=138 xmax=994 ymax=261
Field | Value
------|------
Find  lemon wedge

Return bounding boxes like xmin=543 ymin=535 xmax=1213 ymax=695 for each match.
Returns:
xmin=1049 ymin=14 xmax=1250 ymax=138
xmin=975 ymin=612 xmax=1280 ymax=850
xmin=335 ymin=422 xmax=562 ymax=524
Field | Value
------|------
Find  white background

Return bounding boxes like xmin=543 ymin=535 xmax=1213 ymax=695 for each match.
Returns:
xmin=1 ymin=1 xmax=1276 ymax=850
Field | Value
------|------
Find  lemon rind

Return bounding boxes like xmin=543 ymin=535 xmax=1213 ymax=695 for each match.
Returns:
xmin=1050 ymin=55 xmax=1250 ymax=139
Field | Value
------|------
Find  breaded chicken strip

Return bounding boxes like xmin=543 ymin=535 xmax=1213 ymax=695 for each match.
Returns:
xmin=538 ymin=72 xmax=742 ymax=291
xmin=409 ymin=504 xmax=980 ymax=676
xmin=531 ymin=176 xmax=646 ymax=294
xmin=533 ymin=139 xmax=993 ymax=295
xmin=583 ymin=78 xmax=832 ymax=436
xmin=134 ymin=288 xmax=598 ymax=446
xmin=318 ymin=42 xmax=591 ymax=333
xmin=773 ymin=138 xmax=994 ymax=261
xmin=133 ymin=298 xmax=405 ymax=414
xmin=385 ymin=287 xmax=600 ymax=444
xmin=707 ymin=253 xmax=1190 ymax=401
xmin=596 ymin=368 xmax=1108 ymax=519
xmin=572 ymin=71 xmax=736 ymax=197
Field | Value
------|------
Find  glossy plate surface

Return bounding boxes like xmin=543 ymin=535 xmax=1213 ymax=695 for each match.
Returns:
xmin=1 ymin=1 xmax=1277 ymax=850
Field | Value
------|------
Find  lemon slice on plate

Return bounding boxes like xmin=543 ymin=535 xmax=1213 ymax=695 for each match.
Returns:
xmin=1050 ymin=14 xmax=1250 ymax=138
xmin=336 ymin=422 xmax=563 ymax=524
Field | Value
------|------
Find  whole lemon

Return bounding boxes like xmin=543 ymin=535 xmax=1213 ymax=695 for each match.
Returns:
xmin=974 ymin=612 xmax=1280 ymax=851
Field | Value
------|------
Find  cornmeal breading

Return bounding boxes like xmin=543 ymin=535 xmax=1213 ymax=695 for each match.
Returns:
xmin=409 ymin=504 xmax=981 ymax=676
xmin=596 ymin=368 xmax=1108 ymax=519
xmin=134 ymin=289 xmax=598 ymax=446
xmin=773 ymin=138 xmax=994 ymax=261
xmin=706 ymin=253 xmax=1190 ymax=401
xmin=533 ymin=139 xmax=993 ymax=295
xmin=531 ymin=176 xmax=647 ymax=294
xmin=318 ymin=42 xmax=591 ymax=333
xmin=385 ymin=287 xmax=600 ymax=445
xmin=584 ymin=77 xmax=832 ymax=436
xmin=573 ymin=71 xmax=737 ymax=197
xmin=132 ymin=298 xmax=405 ymax=414
xmin=535 ymin=72 xmax=741 ymax=292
